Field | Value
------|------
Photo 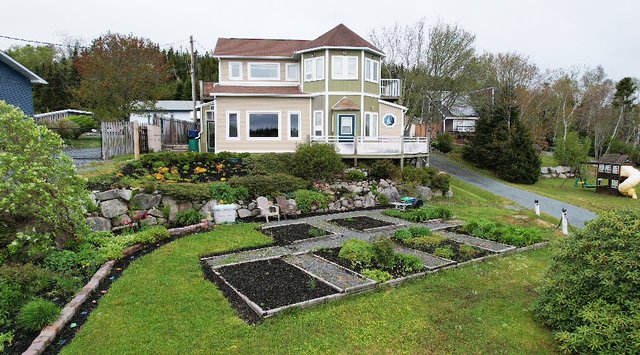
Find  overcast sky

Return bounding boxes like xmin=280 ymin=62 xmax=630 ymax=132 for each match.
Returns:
xmin=1 ymin=0 xmax=638 ymax=81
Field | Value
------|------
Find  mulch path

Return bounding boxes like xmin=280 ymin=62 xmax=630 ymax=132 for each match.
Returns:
xmin=328 ymin=216 xmax=395 ymax=231
xmin=261 ymin=223 xmax=331 ymax=245
xmin=216 ymin=258 xmax=337 ymax=311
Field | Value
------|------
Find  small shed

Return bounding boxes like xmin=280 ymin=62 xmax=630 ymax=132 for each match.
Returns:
xmin=590 ymin=154 xmax=631 ymax=196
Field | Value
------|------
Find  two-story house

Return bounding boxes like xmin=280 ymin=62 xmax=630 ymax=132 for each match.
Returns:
xmin=0 ymin=50 xmax=47 ymax=116
xmin=198 ymin=24 xmax=428 ymax=165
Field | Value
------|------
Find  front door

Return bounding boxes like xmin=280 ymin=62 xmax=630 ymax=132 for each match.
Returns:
xmin=207 ymin=121 xmax=215 ymax=152
xmin=337 ymin=114 xmax=355 ymax=142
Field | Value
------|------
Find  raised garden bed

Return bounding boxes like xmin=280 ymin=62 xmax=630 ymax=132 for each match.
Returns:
xmin=314 ymin=247 xmax=424 ymax=279
xmin=261 ymin=223 xmax=333 ymax=245
xmin=214 ymin=258 xmax=338 ymax=313
xmin=397 ymin=235 xmax=491 ymax=262
xmin=328 ymin=216 xmax=397 ymax=232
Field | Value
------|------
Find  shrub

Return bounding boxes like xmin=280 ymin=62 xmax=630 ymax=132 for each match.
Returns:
xmin=308 ymin=227 xmax=326 ymax=238
xmin=371 ymin=238 xmax=395 ymax=267
xmin=402 ymin=166 xmax=437 ymax=185
xmin=534 ymin=210 xmax=640 ymax=353
xmin=6 ymin=232 xmax=55 ymax=264
xmin=458 ymin=244 xmax=478 ymax=259
xmin=293 ymin=190 xmax=330 ymax=213
xmin=338 ymin=240 xmax=375 ymax=268
xmin=433 ymin=132 xmax=454 ymax=153
xmin=392 ymin=254 xmax=424 ymax=274
xmin=150 ymin=183 xmax=213 ymax=202
xmin=243 ymin=153 xmax=294 ymax=175
xmin=459 ymin=219 xmax=543 ymax=247
xmin=361 ymin=269 xmax=393 ymax=283
xmin=229 ymin=173 xmax=309 ymax=198
xmin=41 ymin=118 xmax=79 ymax=140
xmin=86 ymin=174 xmax=125 ymax=191
xmin=430 ymin=173 xmax=451 ymax=192
xmin=408 ymin=226 xmax=432 ymax=237
xmin=292 ymin=143 xmax=344 ymax=181
xmin=209 ymin=182 xmax=250 ymax=204
xmin=393 ymin=229 xmax=413 ymax=242
xmin=67 ymin=115 xmax=98 ymax=139
xmin=376 ymin=194 xmax=389 ymax=206
xmin=434 ymin=246 xmax=454 ymax=260
xmin=405 ymin=235 xmax=445 ymax=248
xmin=345 ymin=169 xmax=367 ymax=181
xmin=173 ymin=209 xmax=202 ymax=227
xmin=369 ymin=160 xmax=400 ymax=180
xmin=16 ymin=298 xmax=60 ymax=332
xmin=383 ymin=206 xmax=453 ymax=222
xmin=0 ymin=102 xmax=89 ymax=247
xmin=96 ymin=226 xmax=169 ymax=260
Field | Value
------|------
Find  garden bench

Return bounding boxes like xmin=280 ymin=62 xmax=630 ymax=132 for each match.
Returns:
xmin=390 ymin=202 xmax=412 ymax=210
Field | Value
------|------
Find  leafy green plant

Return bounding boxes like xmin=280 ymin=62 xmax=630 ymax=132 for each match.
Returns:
xmin=229 ymin=173 xmax=309 ymax=198
xmin=392 ymin=254 xmax=424 ymax=274
xmin=433 ymin=132 xmax=454 ymax=153
xmin=293 ymin=190 xmax=330 ymax=213
xmin=6 ymin=233 xmax=55 ymax=263
xmin=308 ymin=227 xmax=326 ymax=238
xmin=86 ymin=174 xmax=126 ymax=191
xmin=338 ymin=240 xmax=375 ymax=268
xmin=430 ymin=173 xmax=451 ymax=192
xmin=369 ymin=160 xmax=400 ymax=180
xmin=173 ymin=209 xmax=203 ymax=227
xmin=151 ymin=183 xmax=213 ymax=202
xmin=383 ymin=206 xmax=453 ymax=222
xmin=16 ymin=298 xmax=60 ymax=332
xmin=292 ymin=143 xmax=344 ymax=181
xmin=393 ymin=229 xmax=413 ymax=242
xmin=458 ymin=244 xmax=478 ymax=259
xmin=534 ymin=210 xmax=640 ymax=353
xmin=460 ymin=219 xmax=543 ymax=247
xmin=307 ymin=278 xmax=317 ymax=290
xmin=376 ymin=194 xmax=389 ymax=206
xmin=210 ymin=182 xmax=250 ymax=204
xmin=402 ymin=166 xmax=438 ymax=185
xmin=345 ymin=170 xmax=367 ymax=181
xmin=408 ymin=226 xmax=432 ymax=237
xmin=371 ymin=238 xmax=395 ymax=267
xmin=0 ymin=331 xmax=13 ymax=352
xmin=361 ymin=269 xmax=393 ymax=283
xmin=433 ymin=246 xmax=454 ymax=260
xmin=404 ymin=235 xmax=445 ymax=249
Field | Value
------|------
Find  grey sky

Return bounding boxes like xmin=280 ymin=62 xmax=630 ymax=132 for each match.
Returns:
xmin=1 ymin=0 xmax=638 ymax=81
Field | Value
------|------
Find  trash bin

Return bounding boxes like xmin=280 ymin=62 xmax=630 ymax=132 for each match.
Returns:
xmin=187 ymin=129 xmax=199 ymax=152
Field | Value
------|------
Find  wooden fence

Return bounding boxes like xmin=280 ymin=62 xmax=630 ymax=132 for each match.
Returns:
xmin=101 ymin=121 xmax=134 ymax=160
xmin=156 ymin=117 xmax=195 ymax=145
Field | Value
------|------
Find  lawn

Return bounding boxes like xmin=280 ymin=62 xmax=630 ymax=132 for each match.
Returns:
xmin=64 ymin=135 xmax=101 ymax=149
xmin=61 ymin=179 xmax=561 ymax=354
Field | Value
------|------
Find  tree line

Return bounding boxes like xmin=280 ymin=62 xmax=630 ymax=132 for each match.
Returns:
xmin=6 ymin=33 xmax=217 ymax=120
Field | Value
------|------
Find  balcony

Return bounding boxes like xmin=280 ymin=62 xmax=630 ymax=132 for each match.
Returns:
xmin=310 ymin=136 xmax=429 ymax=157
xmin=380 ymin=79 xmax=401 ymax=100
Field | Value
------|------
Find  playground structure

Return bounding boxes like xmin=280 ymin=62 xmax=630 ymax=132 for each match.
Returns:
xmin=579 ymin=154 xmax=640 ymax=199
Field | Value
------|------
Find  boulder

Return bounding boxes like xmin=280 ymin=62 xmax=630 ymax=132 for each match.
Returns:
xmin=379 ymin=186 xmax=400 ymax=202
xmin=540 ymin=167 xmax=549 ymax=174
xmin=131 ymin=193 xmax=161 ymax=210
xmin=433 ymin=190 xmax=443 ymax=197
xmin=100 ymin=199 xmax=128 ymax=219
xmin=363 ymin=195 xmax=376 ymax=208
xmin=86 ymin=217 xmax=111 ymax=232
xmin=379 ymin=179 xmax=390 ymax=188
xmin=416 ymin=186 xmax=434 ymax=201
xmin=112 ymin=214 xmax=132 ymax=227
xmin=237 ymin=208 xmax=252 ymax=218
xmin=95 ymin=189 xmax=119 ymax=201
xmin=117 ymin=189 xmax=132 ymax=201
xmin=558 ymin=173 xmax=567 ymax=179
xmin=147 ymin=208 xmax=165 ymax=218
xmin=247 ymin=202 xmax=257 ymax=210
xmin=141 ymin=216 xmax=158 ymax=226
xmin=445 ymin=189 xmax=454 ymax=198
xmin=199 ymin=200 xmax=218 ymax=216
xmin=354 ymin=200 xmax=364 ymax=208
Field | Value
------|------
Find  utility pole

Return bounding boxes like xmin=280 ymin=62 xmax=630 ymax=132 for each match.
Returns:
xmin=190 ymin=35 xmax=197 ymax=125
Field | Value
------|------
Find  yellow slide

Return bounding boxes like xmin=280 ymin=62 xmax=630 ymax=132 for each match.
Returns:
xmin=618 ymin=165 xmax=640 ymax=199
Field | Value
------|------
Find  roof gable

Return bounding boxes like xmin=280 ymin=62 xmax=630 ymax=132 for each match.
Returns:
xmin=332 ymin=97 xmax=360 ymax=111
xmin=0 ymin=51 xmax=47 ymax=84
xmin=296 ymin=24 xmax=382 ymax=55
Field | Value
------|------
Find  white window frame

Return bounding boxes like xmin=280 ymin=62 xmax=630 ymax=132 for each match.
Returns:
xmin=365 ymin=58 xmax=379 ymax=83
xmin=286 ymin=63 xmax=299 ymax=81
xmin=312 ymin=110 xmax=324 ymax=137
xmin=331 ymin=55 xmax=358 ymax=80
xmin=226 ymin=111 xmax=240 ymax=140
xmin=363 ymin=112 xmax=379 ymax=139
xmin=288 ymin=111 xmax=302 ymax=140
xmin=304 ymin=57 xmax=324 ymax=82
xmin=229 ymin=62 xmax=242 ymax=81
xmin=205 ymin=110 xmax=214 ymax=121
xmin=246 ymin=111 xmax=281 ymax=140
xmin=248 ymin=62 xmax=280 ymax=81
xmin=382 ymin=113 xmax=397 ymax=128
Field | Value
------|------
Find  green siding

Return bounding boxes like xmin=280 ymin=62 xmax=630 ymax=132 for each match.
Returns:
xmin=328 ymin=49 xmax=361 ymax=92
xmin=329 ymin=94 xmax=361 ymax=136
xmin=364 ymin=81 xmax=379 ymax=95
xmin=363 ymin=96 xmax=379 ymax=114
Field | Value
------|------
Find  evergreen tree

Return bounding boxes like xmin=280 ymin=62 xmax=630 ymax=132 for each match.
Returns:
xmin=496 ymin=118 xmax=541 ymax=184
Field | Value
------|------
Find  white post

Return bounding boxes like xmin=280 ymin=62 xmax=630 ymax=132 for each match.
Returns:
xmin=534 ymin=200 xmax=540 ymax=217
xmin=561 ymin=208 xmax=569 ymax=235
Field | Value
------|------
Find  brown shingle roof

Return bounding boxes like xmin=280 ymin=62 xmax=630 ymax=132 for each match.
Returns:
xmin=214 ymin=38 xmax=310 ymax=57
xmin=208 ymin=85 xmax=307 ymax=96
xmin=332 ymin=97 xmax=360 ymax=111
xmin=297 ymin=24 xmax=382 ymax=54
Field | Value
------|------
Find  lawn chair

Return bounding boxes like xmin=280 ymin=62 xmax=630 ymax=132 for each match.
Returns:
xmin=275 ymin=196 xmax=296 ymax=220
xmin=257 ymin=196 xmax=280 ymax=223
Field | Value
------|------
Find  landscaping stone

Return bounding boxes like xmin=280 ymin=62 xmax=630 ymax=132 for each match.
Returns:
xmin=199 ymin=200 xmax=218 ymax=215
xmin=363 ymin=195 xmax=375 ymax=208
xmin=416 ymin=186 xmax=434 ymax=200
xmin=353 ymin=200 xmax=363 ymax=208
xmin=162 ymin=196 xmax=192 ymax=221
xmin=445 ymin=189 xmax=454 ymax=198
xmin=237 ymin=208 xmax=252 ymax=218
xmin=100 ymin=199 xmax=128 ymax=219
xmin=131 ymin=193 xmax=161 ymax=210
xmin=95 ymin=189 xmax=119 ymax=201
xmin=117 ymin=189 xmax=132 ymax=201
xmin=141 ymin=216 xmax=158 ymax=226
xmin=112 ymin=214 xmax=132 ymax=227
xmin=157 ymin=217 xmax=167 ymax=225
xmin=147 ymin=208 xmax=165 ymax=218
xmin=86 ymin=217 xmax=111 ymax=232
xmin=379 ymin=186 xmax=400 ymax=202
xmin=379 ymin=179 xmax=390 ymax=188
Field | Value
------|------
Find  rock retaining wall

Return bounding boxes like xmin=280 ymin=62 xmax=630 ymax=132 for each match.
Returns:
xmin=540 ymin=166 xmax=574 ymax=179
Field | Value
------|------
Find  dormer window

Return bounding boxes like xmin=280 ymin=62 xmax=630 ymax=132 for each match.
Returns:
xmin=365 ymin=58 xmax=379 ymax=83
xmin=332 ymin=56 xmax=358 ymax=80
xmin=229 ymin=62 xmax=242 ymax=80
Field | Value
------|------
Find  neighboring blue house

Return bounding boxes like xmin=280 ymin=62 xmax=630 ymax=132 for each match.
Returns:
xmin=0 ymin=50 xmax=47 ymax=116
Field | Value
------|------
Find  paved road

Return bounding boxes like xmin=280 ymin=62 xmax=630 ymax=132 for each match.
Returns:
xmin=429 ymin=154 xmax=597 ymax=228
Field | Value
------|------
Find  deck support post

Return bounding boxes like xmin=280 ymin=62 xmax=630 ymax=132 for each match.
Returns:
xmin=399 ymin=136 xmax=405 ymax=170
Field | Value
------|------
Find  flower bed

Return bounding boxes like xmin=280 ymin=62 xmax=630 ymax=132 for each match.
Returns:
xmin=392 ymin=227 xmax=491 ymax=262
xmin=457 ymin=219 xmax=545 ymax=247
xmin=328 ymin=216 xmax=397 ymax=232
xmin=261 ymin=224 xmax=332 ymax=245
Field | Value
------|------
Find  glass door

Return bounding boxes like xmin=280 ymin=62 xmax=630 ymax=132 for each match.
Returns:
xmin=207 ymin=121 xmax=215 ymax=152
xmin=337 ymin=114 xmax=355 ymax=142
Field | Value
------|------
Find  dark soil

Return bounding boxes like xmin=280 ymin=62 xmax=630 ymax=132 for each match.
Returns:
xmin=314 ymin=248 xmax=423 ymax=279
xmin=328 ymin=216 xmax=395 ymax=231
xmin=399 ymin=238 xmax=491 ymax=262
xmin=216 ymin=258 xmax=337 ymax=311
xmin=237 ymin=205 xmax=388 ymax=223
xmin=261 ymin=223 xmax=331 ymax=245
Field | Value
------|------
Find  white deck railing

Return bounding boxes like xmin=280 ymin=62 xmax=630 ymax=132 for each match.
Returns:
xmin=311 ymin=136 xmax=429 ymax=156
xmin=380 ymin=79 xmax=401 ymax=98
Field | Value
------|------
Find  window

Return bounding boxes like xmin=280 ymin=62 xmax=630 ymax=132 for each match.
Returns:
xmin=332 ymin=56 xmax=358 ymax=80
xmin=383 ymin=114 xmax=396 ymax=128
xmin=227 ymin=112 xmax=239 ymax=139
xmin=288 ymin=111 xmax=301 ymax=139
xmin=248 ymin=112 xmax=280 ymax=139
xmin=304 ymin=57 xmax=324 ymax=81
xmin=248 ymin=63 xmax=280 ymax=80
xmin=365 ymin=58 xmax=379 ymax=83
xmin=286 ymin=63 xmax=299 ymax=81
xmin=205 ymin=110 xmax=214 ymax=120
xmin=313 ymin=110 xmax=324 ymax=136
xmin=363 ymin=112 xmax=379 ymax=138
xmin=229 ymin=62 xmax=242 ymax=80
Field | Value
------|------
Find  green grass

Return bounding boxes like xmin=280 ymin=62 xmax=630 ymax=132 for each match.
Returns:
xmin=76 ymin=155 xmax=134 ymax=179
xmin=539 ymin=154 xmax=558 ymax=167
xmin=62 ymin=223 xmax=559 ymax=354
xmin=64 ymin=135 xmax=101 ymax=149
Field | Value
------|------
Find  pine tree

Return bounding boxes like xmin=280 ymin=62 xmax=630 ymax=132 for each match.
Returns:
xmin=497 ymin=118 xmax=541 ymax=184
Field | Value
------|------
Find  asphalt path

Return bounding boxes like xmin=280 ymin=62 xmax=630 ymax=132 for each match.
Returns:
xmin=429 ymin=154 xmax=597 ymax=228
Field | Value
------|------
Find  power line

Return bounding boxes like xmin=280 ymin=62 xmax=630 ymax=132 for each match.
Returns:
xmin=194 ymin=40 xmax=212 ymax=54
xmin=0 ymin=34 xmax=69 ymax=47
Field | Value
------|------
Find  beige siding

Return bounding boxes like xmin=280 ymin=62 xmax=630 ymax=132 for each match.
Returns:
xmin=379 ymin=101 xmax=404 ymax=137
xmin=215 ymin=97 xmax=311 ymax=152
xmin=219 ymin=58 xmax=300 ymax=84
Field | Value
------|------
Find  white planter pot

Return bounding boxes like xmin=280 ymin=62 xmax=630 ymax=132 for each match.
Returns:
xmin=212 ymin=204 xmax=237 ymax=224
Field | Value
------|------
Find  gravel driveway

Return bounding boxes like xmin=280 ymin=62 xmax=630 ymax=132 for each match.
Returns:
xmin=429 ymin=154 xmax=597 ymax=228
